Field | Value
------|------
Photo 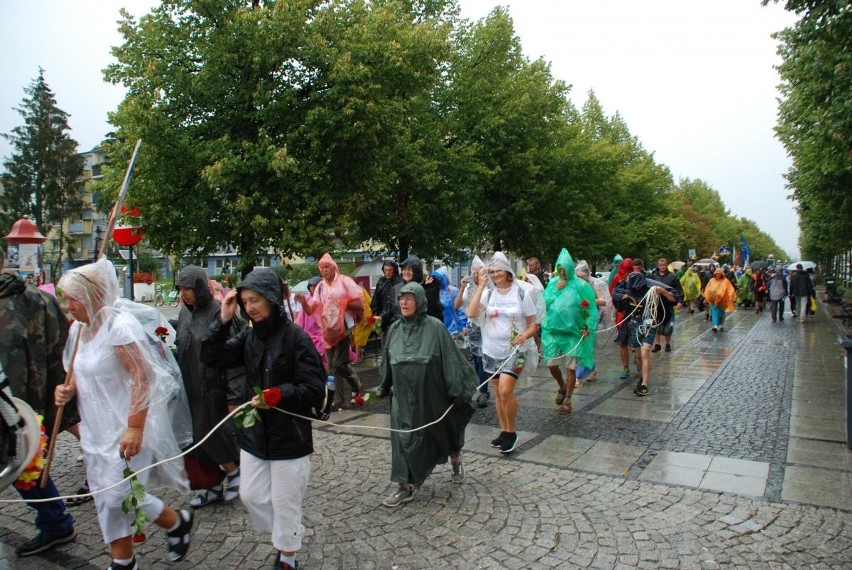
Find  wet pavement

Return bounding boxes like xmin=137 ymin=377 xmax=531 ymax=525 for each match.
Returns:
xmin=2 ymin=301 xmax=851 ymax=568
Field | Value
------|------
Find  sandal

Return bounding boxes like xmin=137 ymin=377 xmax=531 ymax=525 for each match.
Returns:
xmin=190 ymin=486 xmax=224 ymax=509
xmin=555 ymin=389 xmax=567 ymax=405
xmin=223 ymin=468 xmax=240 ymax=502
xmin=65 ymin=481 xmax=93 ymax=506
xmin=558 ymin=401 xmax=573 ymax=416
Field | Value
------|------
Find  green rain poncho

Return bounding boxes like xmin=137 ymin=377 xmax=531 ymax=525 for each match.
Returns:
xmin=378 ymin=282 xmax=478 ymax=487
xmin=541 ymin=249 xmax=598 ymax=369
xmin=680 ymin=267 xmax=702 ymax=302
xmin=607 ymin=253 xmax=623 ymax=287
xmin=737 ymin=268 xmax=755 ymax=305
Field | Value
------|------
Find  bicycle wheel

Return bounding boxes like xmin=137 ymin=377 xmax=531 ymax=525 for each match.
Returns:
xmin=155 ymin=293 xmax=165 ymax=307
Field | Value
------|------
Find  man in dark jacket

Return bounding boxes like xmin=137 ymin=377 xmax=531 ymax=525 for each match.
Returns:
xmin=175 ymin=265 xmax=244 ymax=508
xmin=0 ymin=249 xmax=78 ymax=556
xmin=201 ymin=268 xmax=325 ymax=570
xmin=789 ymin=263 xmax=815 ymax=323
xmin=650 ymin=257 xmax=684 ymax=353
xmin=370 ymin=260 xmax=403 ymax=338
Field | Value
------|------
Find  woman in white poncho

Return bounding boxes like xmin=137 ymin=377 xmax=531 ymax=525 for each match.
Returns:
xmin=55 ymin=258 xmax=193 ymax=570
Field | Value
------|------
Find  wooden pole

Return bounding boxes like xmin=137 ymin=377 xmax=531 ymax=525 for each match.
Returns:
xmin=41 ymin=140 xmax=143 ymax=488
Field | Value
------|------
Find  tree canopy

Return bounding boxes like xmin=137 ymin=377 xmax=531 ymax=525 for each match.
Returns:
xmin=91 ymin=0 xmax=788 ymax=272
xmin=764 ymin=0 xmax=851 ymax=261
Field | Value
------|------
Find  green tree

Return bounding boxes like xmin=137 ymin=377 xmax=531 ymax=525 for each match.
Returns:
xmin=1 ymin=68 xmax=84 ymax=269
xmin=763 ymin=0 xmax=852 ymax=260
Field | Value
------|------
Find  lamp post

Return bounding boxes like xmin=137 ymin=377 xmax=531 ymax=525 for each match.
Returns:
xmin=92 ymin=225 xmax=103 ymax=262
xmin=113 ymin=226 xmax=144 ymax=301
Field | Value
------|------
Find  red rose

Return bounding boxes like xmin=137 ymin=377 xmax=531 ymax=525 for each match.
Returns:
xmin=130 ymin=208 xmax=140 ymax=217
xmin=367 ymin=315 xmax=377 ymax=324
xmin=263 ymin=387 xmax=283 ymax=407
xmin=155 ymin=326 xmax=169 ymax=336
xmin=580 ymin=300 xmax=590 ymax=308
xmin=353 ymin=394 xmax=365 ymax=407
xmin=120 ymin=205 xmax=128 ymax=214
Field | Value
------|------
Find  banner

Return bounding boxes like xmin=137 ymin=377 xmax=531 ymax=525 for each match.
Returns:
xmin=739 ymin=236 xmax=751 ymax=266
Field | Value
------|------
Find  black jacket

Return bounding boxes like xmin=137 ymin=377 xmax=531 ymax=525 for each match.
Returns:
xmin=200 ymin=269 xmax=325 ymax=461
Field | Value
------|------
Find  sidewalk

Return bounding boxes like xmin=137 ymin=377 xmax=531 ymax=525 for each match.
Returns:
xmin=2 ymin=303 xmax=850 ymax=568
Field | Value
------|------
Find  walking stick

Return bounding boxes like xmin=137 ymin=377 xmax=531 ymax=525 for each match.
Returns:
xmin=41 ymin=140 xmax=143 ymax=487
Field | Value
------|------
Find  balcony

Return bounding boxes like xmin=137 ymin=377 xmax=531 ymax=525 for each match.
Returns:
xmin=68 ymin=220 xmax=93 ymax=235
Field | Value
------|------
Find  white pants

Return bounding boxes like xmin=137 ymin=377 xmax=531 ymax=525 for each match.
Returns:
xmin=240 ymin=450 xmax=311 ymax=552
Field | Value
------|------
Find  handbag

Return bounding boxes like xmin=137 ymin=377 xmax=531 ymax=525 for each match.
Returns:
xmin=809 ymin=296 xmax=817 ymax=313
xmin=184 ymin=454 xmax=226 ymax=490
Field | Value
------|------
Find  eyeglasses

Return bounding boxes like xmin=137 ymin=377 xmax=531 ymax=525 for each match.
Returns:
xmin=489 ymin=270 xmax=504 ymax=275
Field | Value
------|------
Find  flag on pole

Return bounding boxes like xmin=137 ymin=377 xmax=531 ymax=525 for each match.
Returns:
xmin=739 ymin=236 xmax=751 ymax=267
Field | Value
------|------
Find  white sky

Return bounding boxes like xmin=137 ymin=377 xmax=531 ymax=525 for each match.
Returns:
xmin=0 ymin=0 xmax=801 ymax=257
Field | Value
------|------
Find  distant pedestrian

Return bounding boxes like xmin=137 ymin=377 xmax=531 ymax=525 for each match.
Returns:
xmin=703 ymin=268 xmax=736 ymax=332
xmin=767 ymin=268 xmax=788 ymax=322
xmin=789 ymin=263 xmax=815 ymax=323
xmin=301 ymin=253 xmax=364 ymax=410
xmin=370 ymin=260 xmax=403 ymax=340
xmin=680 ymin=266 xmax=701 ymax=313
xmin=609 ymin=258 xmax=635 ymax=380
xmin=526 ymin=256 xmax=549 ymax=288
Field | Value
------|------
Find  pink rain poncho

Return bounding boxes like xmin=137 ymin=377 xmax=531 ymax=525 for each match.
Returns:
xmin=310 ymin=253 xmax=365 ymax=349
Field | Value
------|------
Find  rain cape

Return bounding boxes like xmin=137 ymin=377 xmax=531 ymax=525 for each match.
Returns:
xmin=704 ymin=269 xmax=737 ymax=313
xmin=680 ymin=267 xmax=702 ymax=302
xmin=576 ymin=260 xmax=614 ymax=330
xmin=432 ymin=269 xmax=466 ymax=335
xmin=541 ymin=249 xmax=598 ymax=369
xmin=378 ymin=282 xmax=477 ymax=487
xmin=311 ymin=253 xmax=364 ymax=349
xmin=58 ymin=258 xmax=190 ymax=493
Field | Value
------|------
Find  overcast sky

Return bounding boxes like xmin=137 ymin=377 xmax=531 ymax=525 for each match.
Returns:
xmin=0 ymin=0 xmax=801 ymax=257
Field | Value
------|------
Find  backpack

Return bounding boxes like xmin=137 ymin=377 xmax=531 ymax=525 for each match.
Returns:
xmin=281 ymin=321 xmax=329 ymax=421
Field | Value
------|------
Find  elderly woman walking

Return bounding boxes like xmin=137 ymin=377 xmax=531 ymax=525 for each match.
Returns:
xmin=376 ymin=282 xmax=478 ymax=507
xmin=55 ymin=258 xmax=192 ymax=570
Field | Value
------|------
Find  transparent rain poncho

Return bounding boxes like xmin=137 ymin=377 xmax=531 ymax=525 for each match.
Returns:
xmin=310 ymin=253 xmax=365 ymax=349
xmin=541 ymin=249 xmax=598 ymax=369
xmin=58 ymin=258 xmax=190 ymax=492
xmin=576 ymin=259 xmax=614 ymax=330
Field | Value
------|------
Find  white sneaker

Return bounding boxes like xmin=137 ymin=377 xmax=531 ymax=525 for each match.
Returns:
xmin=382 ymin=484 xmax=415 ymax=507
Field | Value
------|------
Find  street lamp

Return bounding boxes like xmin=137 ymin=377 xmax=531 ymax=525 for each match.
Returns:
xmin=93 ymin=225 xmax=103 ymax=261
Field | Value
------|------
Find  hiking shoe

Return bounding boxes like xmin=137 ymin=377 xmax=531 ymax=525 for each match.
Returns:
xmin=634 ymin=384 xmax=649 ymax=397
xmin=665 ymin=344 xmax=672 ymax=353
xmin=166 ymin=509 xmax=193 ymax=562
xmin=451 ymin=458 xmax=466 ymax=484
xmin=499 ymin=432 xmax=519 ymax=454
xmin=618 ymin=370 xmax=630 ymax=380
xmin=16 ymin=528 xmax=76 ymax=557
xmin=223 ymin=468 xmax=241 ymax=502
xmin=476 ymin=392 xmax=489 ymax=408
xmin=651 ymin=344 xmax=662 ymax=353
xmin=108 ymin=558 xmax=139 ymax=570
xmin=382 ymin=484 xmax=415 ymax=507
xmin=490 ymin=432 xmax=507 ymax=448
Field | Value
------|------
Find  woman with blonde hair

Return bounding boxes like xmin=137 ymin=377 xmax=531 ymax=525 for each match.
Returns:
xmin=55 ymin=258 xmax=192 ymax=570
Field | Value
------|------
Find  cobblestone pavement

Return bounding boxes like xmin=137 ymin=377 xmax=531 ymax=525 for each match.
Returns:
xmin=2 ymin=302 xmax=850 ymax=569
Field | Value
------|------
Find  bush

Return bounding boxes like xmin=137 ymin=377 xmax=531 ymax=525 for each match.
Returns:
xmin=136 ymin=252 xmax=161 ymax=279
xmin=270 ymin=263 xmax=318 ymax=284
xmin=211 ymin=273 xmax=239 ymax=287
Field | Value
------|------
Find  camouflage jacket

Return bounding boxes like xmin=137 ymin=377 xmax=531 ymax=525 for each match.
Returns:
xmin=0 ymin=273 xmax=79 ymax=433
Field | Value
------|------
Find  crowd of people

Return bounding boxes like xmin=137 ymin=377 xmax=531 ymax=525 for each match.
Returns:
xmin=0 ymin=243 xmax=823 ymax=569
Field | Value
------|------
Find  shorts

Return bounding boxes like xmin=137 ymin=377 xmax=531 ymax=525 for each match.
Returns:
xmin=545 ymin=354 xmax=578 ymax=370
xmin=483 ymin=351 xmax=527 ymax=379
xmin=630 ymin=321 xmax=658 ymax=348
xmin=615 ymin=322 xmax=629 ymax=346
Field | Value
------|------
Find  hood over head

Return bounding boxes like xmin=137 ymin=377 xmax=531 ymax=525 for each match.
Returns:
xmin=554 ymin=248 xmax=576 ymax=282
xmin=488 ymin=251 xmax=516 ymax=282
xmin=399 ymin=281 xmax=427 ymax=317
xmin=627 ymin=271 xmax=647 ymax=291
xmin=58 ymin=257 xmax=119 ymax=324
xmin=400 ymin=255 xmax=424 ymax=283
xmin=431 ymin=270 xmax=450 ymax=289
xmin=612 ymin=253 xmax=623 ymax=265
xmin=619 ymin=258 xmax=634 ymax=277
xmin=317 ymin=252 xmax=339 ymax=283
xmin=175 ymin=265 xmax=213 ymax=310
xmin=575 ymin=259 xmax=591 ymax=282
xmin=236 ymin=268 xmax=282 ymax=315
xmin=470 ymin=255 xmax=484 ymax=274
